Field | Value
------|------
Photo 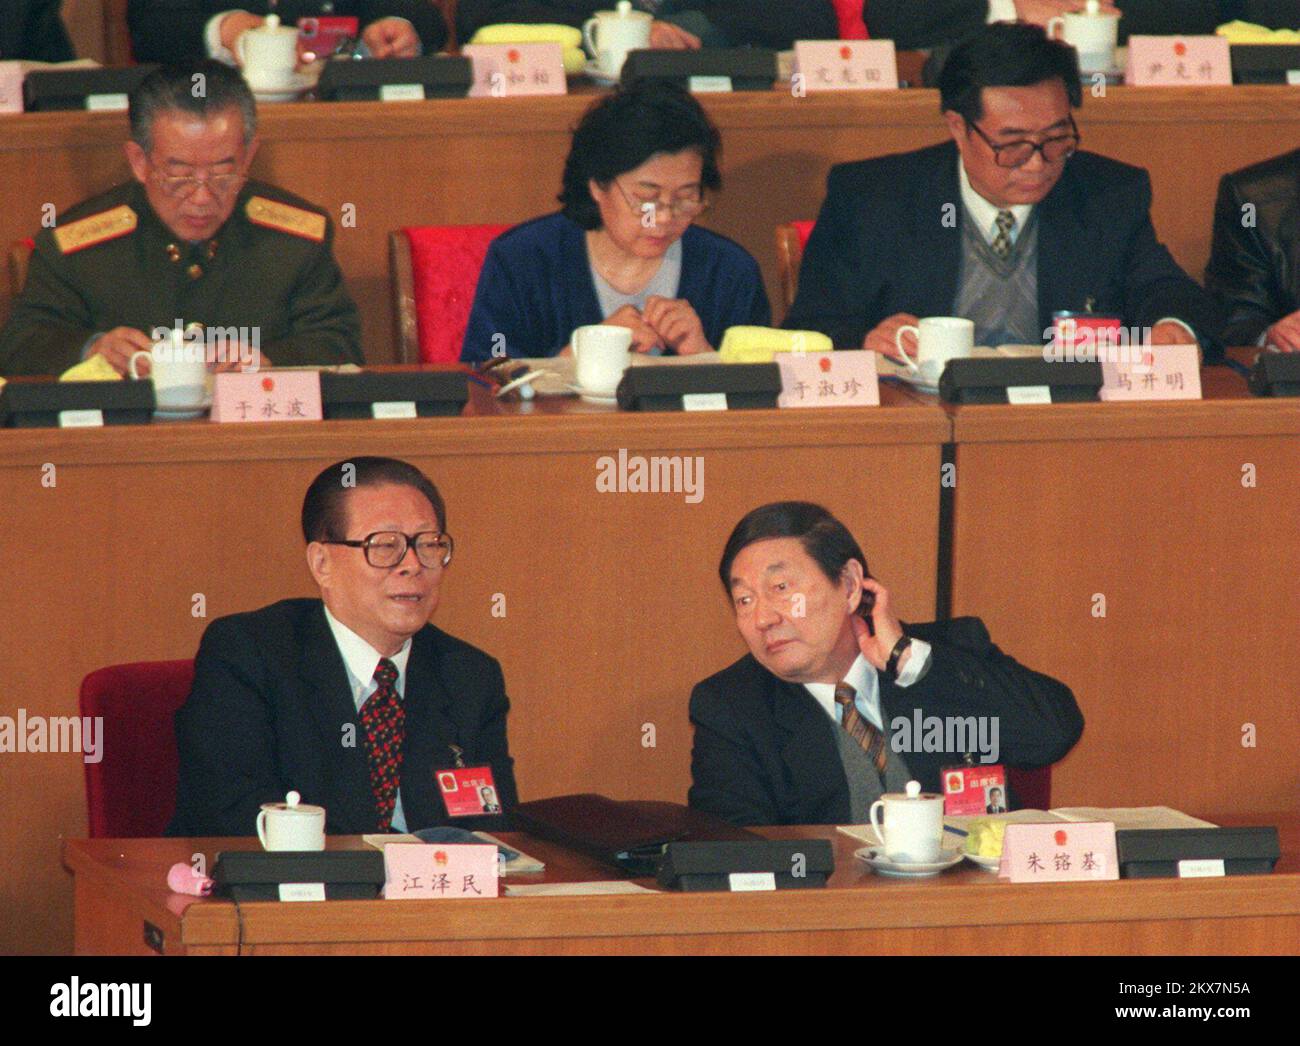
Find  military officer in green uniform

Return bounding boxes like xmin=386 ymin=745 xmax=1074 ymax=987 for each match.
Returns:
xmin=0 ymin=58 xmax=363 ymax=377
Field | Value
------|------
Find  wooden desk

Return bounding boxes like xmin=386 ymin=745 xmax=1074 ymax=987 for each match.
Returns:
xmin=4 ymin=86 xmax=1299 ymax=360
xmin=0 ymin=387 xmax=946 ymax=955
xmin=63 ymin=815 xmax=1300 ymax=955
xmin=947 ymin=364 xmax=1300 ymax=818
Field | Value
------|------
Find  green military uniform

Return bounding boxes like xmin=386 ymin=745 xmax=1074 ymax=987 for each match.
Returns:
xmin=0 ymin=179 xmax=363 ymax=376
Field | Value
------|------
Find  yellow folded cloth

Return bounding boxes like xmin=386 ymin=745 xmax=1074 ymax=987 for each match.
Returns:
xmin=468 ymin=24 xmax=587 ymax=74
xmin=1217 ymin=20 xmax=1300 ymax=43
xmin=963 ymin=819 xmax=1008 ymax=858
xmin=718 ymin=326 xmax=834 ymax=363
xmin=59 ymin=354 xmax=122 ymax=381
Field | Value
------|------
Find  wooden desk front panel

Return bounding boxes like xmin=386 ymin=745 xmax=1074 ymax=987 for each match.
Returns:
xmin=3 ymin=87 xmax=1300 ymax=360
xmin=950 ymin=392 xmax=1300 ymax=817
xmin=0 ymin=402 xmax=945 ymax=954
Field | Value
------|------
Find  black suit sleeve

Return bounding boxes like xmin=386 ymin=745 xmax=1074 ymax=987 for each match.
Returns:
xmin=1118 ymin=171 xmax=1226 ymax=360
xmin=783 ymin=165 xmax=877 ymax=347
xmin=12 ymin=0 xmax=75 ymax=61
xmin=1204 ymin=172 xmax=1286 ymax=348
xmin=457 ymin=0 xmax=599 ymax=38
xmin=904 ymin=618 xmax=1084 ymax=769
xmin=456 ymin=654 xmax=521 ymax=830
xmin=170 ymin=616 xmax=289 ymax=836
xmin=864 ymin=0 xmax=988 ymax=49
xmin=687 ymin=680 xmax=781 ymax=827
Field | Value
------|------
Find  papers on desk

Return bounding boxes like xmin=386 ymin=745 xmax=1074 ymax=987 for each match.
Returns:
xmin=504 ymin=881 xmax=658 ymax=897
xmin=838 ymin=805 xmax=1217 ymax=846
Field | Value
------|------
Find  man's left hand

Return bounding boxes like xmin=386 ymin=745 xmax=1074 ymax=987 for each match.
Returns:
xmin=650 ymin=21 xmax=702 ymax=49
xmin=849 ymin=577 xmax=907 ymax=674
xmin=363 ymin=18 xmax=420 ymax=58
xmin=1149 ymin=320 xmax=1194 ymax=346
xmin=210 ymin=346 xmax=272 ymax=373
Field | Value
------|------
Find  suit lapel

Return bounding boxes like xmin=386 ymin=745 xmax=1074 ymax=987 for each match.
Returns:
xmin=771 ymin=674 xmax=850 ymax=823
xmin=910 ymin=144 xmax=963 ymax=317
xmin=395 ymin=627 xmax=460 ymax=828
xmin=298 ymin=605 xmax=377 ymax=831
xmin=1036 ymin=163 xmax=1091 ymax=331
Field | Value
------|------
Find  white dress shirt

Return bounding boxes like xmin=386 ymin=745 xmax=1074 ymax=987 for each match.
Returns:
xmin=322 ymin=605 xmax=412 ymax=832
xmin=986 ymin=0 xmax=1019 ymax=23
xmin=803 ymin=644 xmax=932 ymax=732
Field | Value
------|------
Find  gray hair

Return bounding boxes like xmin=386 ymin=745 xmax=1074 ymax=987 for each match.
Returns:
xmin=129 ymin=58 xmax=258 ymax=153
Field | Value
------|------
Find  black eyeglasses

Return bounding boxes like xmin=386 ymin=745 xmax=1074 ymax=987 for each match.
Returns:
xmin=321 ymin=531 xmax=453 ymax=569
xmin=967 ymin=116 xmax=1080 ymax=169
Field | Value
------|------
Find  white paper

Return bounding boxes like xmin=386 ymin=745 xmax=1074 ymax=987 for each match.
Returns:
xmin=504 ymin=881 xmax=657 ymax=897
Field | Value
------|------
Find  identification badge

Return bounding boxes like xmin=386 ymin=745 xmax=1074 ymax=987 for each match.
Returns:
xmin=436 ymin=766 xmax=502 ymax=817
xmin=942 ymin=764 xmax=1007 ymax=816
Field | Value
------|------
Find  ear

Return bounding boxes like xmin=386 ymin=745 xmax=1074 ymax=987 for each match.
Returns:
xmin=242 ymin=136 xmax=260 ymax=170
xmin=841 ymin=558 xmax=865 ymax=614
xmin=943 ymin=110 xmax=968 ymax=152
xmin=306 ymin=541 xmax=331 ymax=589
xmin=125 ymin=140 xmax=149 ymax=184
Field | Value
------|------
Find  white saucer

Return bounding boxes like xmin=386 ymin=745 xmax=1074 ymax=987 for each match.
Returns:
xmin=583 ymin=61 xmax=621 ymax=86
xmin=854 ymin=844 xmax=965 ymax=877
xmin=154 ymin=394 xmax=213 ymax=420
xmin=565 ymin=382 xmax=618 ymax=404
xmin=964 ymin=852 xmax=1001 ymax=872
xmin=250 ymin=72 xmax=314 ymax=103
xmin=886 ymin=370 xmax=941 ymax=395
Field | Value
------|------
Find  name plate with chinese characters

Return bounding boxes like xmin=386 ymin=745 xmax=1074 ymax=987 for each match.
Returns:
xmin=793 ymin=41 xmax=898 ymax=92
xmin=382 ymin=843 xmax=500 ymax=900
xmin=1099 ymin=344 xmax=1201 ymax=401
xmin=211 ymin=371 xmax=323 ymax=423
xmin=463 ymin=43 xmax=567 ymax=98
xmin=0 ymin=62 xmax=23 ymax=113
xmin=776 ymin=350 xmax=879 ymax=408
xmin=1125 ymin=36 xmax=1231 ymax=86
xmin=1001 ymin=822 xmax=1119 ymax=882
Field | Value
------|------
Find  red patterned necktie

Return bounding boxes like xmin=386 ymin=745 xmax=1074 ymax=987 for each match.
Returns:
xmin=834 ymin=681 xmax=888 ymax=781
xmin=361 ymin=658 xmax=405 ymax=831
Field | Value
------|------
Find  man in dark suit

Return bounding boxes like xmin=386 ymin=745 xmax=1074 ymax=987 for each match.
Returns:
xmin=0 ymin=0 xmax=75 ymax=61
xmin=785 ymin=22 xmax=1223 ymax=361
xmin=863 ymin=1 xmax=1294 ymax=49
xmin=128 ymin=1 xmax=448 ymax=65
xmin=688 ymin=502 xmax=1083 ymax=827
xmin=170 ymin=457 xmax=517 ymax=836
xmin=1205 ymin=149 xmax=1300 ymax=351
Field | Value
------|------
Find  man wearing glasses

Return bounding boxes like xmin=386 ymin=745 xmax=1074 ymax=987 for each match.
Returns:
xmin=0 ymin=59 xmax=361 ymax=376
xmin=785 ymin=23 xmax=1222 ymax=361
xmin=170 ymin=457 xmax=519 ymax=836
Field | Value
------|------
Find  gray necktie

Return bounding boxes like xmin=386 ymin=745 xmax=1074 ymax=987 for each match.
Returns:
xmin=991 ymin=210 xmax=1016 ymax=259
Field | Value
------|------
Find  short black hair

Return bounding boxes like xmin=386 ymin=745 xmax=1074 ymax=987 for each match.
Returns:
xmin=129 ymin=58 xmax=258 ymax=152
xmin=559 ymin=79 xmax=722 ymax=230
xmin=938 ymin=22 xmax=1082 ymax=125
xmin=302 ymin=457 xmax=446 ymax=543
xmin=718 ymin=502 xmax=869 ymax=593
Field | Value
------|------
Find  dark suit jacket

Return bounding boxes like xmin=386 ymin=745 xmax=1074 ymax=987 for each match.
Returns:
xmin=0 ymin=0 xmax=74 ymax=61
xmin=1204 ymin=148 xmax=1300 ymax=347
xmin=688 ymin=617 xmax=1085 ymax=827
xmin=127 ymin=0 xmax=448 ymax=63
xmin=783 ymin=140 xmax=1224 ymax=359
xmin=169 ymin=599 xmax=518 ymax=836
xmin=456 ymin=0 xmax=836 ymax=50
xmin=862 ymin=1 xmax=1265 ymax=49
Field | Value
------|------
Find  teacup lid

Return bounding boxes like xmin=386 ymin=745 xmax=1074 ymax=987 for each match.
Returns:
xmin=264 ymin=14 xmax=281 ymax=30
xmin=261 ymin=789 xmax=324 ymax=814
xmin=885 ymin=779 xmax=940 ymax=801
xmin=608 ymin=1 xmax=650 ymax=20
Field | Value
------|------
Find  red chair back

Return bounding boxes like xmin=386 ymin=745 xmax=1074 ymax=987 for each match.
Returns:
xmin=403 ymin=224 xmax=512 ymax=363
xmin=833 ymin=0 xmax=869 ymax=39
xmin=1007 ymin=766 xmax=1052 ymax=811
xmin=79 ymin=660 xmax=195 ymax=838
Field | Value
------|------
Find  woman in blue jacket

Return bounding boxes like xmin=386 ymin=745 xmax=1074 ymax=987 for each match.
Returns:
xmin=460 ymin=80 xmax=769 ymax=362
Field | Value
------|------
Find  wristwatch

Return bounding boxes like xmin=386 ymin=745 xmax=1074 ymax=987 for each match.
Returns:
xmin=884 ymin=635 xmax=913 ymax=681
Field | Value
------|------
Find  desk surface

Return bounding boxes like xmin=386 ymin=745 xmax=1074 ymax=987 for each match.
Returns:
xmin=64 ymin=814 xmax=1300 ymax=956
